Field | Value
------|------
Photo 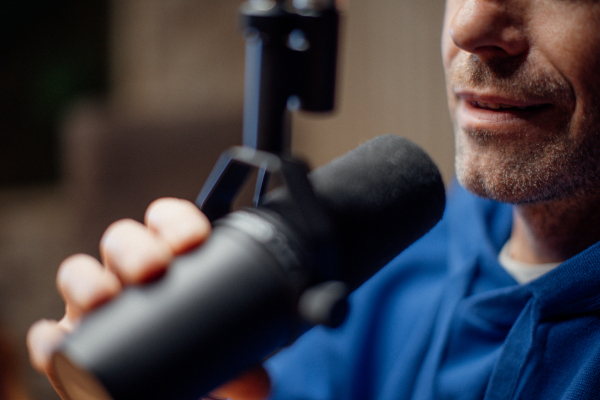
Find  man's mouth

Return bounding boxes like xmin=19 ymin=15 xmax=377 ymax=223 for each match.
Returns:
xmin=454 ymin=92 xmax=559 ymax=133
xmin=459 ymin=91 xmax=552 ymax=110
xmin=469 ymin=101 xmax=530 ymax=110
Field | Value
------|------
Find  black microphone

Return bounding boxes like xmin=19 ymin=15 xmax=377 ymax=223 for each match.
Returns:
xmin=52 ymin=135 xmax=446 ymax=400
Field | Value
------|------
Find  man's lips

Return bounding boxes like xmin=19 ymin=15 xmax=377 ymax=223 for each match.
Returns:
xmin=454 ymin=91 xmax=554 ymax=130
xmin=470 ymin=101 xmax=528 ymax=110
xmin=464 ymin=99 xmax=550 ymax=113
xmin=456 ymin=92 xmax=551 ymax=110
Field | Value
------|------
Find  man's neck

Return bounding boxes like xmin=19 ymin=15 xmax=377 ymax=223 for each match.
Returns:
xmin=509 ymin=195 xmax=600 ymax=264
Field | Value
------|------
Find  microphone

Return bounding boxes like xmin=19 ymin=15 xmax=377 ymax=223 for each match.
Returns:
xmin=52 ymin=135 xmax=446 ymax=400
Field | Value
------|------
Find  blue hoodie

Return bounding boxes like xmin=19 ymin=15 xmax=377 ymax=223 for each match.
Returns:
xmin=265 ymin=182 xmax=600 ymax=399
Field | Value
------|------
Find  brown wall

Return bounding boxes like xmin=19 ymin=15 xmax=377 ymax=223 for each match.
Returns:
xmin=107 ymin=0 xmax=454 ymax=180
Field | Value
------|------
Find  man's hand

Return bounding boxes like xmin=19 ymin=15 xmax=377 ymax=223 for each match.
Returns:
xmin=26 ymin=198 xmax=270 ymax=400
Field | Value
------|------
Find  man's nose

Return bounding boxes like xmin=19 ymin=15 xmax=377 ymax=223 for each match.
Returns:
xmin=449 ymin=0 xmax=528 ymax=60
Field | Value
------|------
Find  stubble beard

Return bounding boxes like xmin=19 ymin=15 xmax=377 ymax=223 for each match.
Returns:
xmin=451 ymin=56 xmax=600 ymax=205
xmin=454 ymin=123 xmax=600 ymax=204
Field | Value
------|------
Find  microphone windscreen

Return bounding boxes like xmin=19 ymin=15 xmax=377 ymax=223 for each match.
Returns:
xmin=268 ymin=135 xmax=446 ymax=288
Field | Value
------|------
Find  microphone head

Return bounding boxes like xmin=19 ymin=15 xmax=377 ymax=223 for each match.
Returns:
xmin=288 ymin=135 xmax=446 ymax=287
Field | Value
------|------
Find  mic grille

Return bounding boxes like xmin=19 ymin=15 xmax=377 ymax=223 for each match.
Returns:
xmin=310 ymin=135 xmax=445 ymax=287
xmin=266 ymin=135 xmax=446 ymax=288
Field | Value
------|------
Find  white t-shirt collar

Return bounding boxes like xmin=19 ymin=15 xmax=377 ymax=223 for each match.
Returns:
xmin=498 ymin=240 xmax=562 ymax=284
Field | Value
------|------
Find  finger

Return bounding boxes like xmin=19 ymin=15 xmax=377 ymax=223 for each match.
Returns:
xmin=144 ymin=198 xmax=211 ymax=254
xmin=27 ymin=319 xmax=72 ymax=399
xmin=56 ymin=254 xmax=122 ymax=322
xmin=27 ymin=319 xmax=66 ymax=374
xmin=211 ymin=366 xmax=271 ymax=400
xmin=100 ymin=218 xmax=173 ymax=284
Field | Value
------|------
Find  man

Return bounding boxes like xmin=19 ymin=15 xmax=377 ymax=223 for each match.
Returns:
xmin=27 ymin=0 xmax=600 ymax=399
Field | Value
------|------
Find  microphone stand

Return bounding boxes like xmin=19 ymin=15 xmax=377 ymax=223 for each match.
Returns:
xmin=193 ymin=0 xmax=347 ymax=340
xmin=196 ymin=0 xmax=340 ymax=220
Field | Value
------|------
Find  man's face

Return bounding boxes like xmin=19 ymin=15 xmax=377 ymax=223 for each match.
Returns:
xmin=442 ymin=0 xmax=600 ymax=204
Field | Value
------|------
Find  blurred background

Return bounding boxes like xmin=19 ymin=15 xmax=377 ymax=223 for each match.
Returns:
xmin=0 ymin=0 xmax=453 ymax=398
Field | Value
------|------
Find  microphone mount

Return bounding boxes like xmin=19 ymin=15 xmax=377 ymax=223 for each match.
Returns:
xmin=195 ymin=0 xmax=344 ymax=328
xmin=198 ymin=0 xmax=339 ymax=216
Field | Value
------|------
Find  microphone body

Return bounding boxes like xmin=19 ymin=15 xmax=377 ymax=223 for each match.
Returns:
xmin=53 ymin=135 xmax=446 ymax=400
xmin=55 ymin=210 xmax=306 ymax=400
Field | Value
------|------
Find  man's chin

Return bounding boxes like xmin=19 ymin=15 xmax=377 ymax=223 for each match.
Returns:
xmin=455 ymin=165 xmax=594 ymax=206
xmin=454 ymin=131 xmax=575 ymax=205
xmin=456 ymin=169 xmax=554 ymax=205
